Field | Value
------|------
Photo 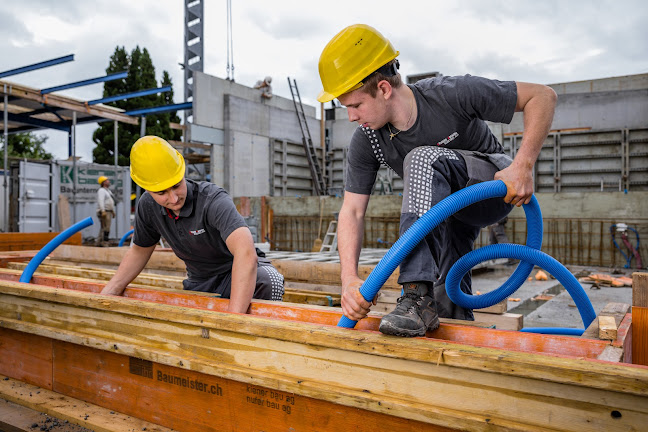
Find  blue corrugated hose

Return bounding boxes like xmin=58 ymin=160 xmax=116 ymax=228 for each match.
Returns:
xmin=118 ymin=228 xmax=135 ymax=247
xmin=20 ymin=217 xmax=94 ymax=283
xmin=337 ymin=180 xmax=595 ymax=335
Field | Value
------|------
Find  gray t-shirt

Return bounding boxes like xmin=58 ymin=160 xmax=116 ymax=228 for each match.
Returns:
xmin=133 ymin=179 xmax=247 ymax=281
xmin=345 ymin=74 xmax=518 ymax=195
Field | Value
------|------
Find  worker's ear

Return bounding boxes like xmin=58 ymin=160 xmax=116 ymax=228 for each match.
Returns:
xmin=377 ymin=80 xmax=392 ymax=100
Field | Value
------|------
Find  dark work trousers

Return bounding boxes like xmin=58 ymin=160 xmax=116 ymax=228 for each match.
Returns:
xmin=182 ymin=259 xmax=285 ymax=301
xmin=398 ymin=147 xmax=513 ymax=320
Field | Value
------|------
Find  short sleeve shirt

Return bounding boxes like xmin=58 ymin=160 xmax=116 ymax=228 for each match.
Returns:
xmin=133 ymin=179 xmax=248 ymax=280
xmin=345 ymin=74 xmax=517 ymax=195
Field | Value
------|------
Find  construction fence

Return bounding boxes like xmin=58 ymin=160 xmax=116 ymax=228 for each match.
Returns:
xmin=271 ymin=215 xmax=647 ymax=269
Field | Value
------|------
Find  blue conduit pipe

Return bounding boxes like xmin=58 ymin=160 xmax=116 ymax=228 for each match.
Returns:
xmin=337 ymin=180 xmax=595 ymax=335
xmin=118 ymin=229 xmax=134 ymax=247
xmin=446 ymin=244 xmax=596 ymax=335
xmin=19 ymin=217 xmax=94 ymax=283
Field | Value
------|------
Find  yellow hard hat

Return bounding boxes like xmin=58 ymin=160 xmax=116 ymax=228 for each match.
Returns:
xmin=130 ymin=135 xmax=185 ymax=192
xmin=317 ymin=24 xmax=399 ymax=103
xmin=97 ymin=176 xmax=108 ymax=185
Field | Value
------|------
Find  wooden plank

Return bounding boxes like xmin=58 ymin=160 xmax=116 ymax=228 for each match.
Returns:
xmin=0 ymin=375 xmax=173 ymax=432
xmin=0 ymin=232 xmax=81 ymax=252
xmin=0 ymin=399 xmax=92 ymax=432
xmin=57 ymin=194 xmax=71 ymax=231
xmin=0 ymin=282 xmax=646 ymax=431
xmin=472 ymin=312 xmax=523 ymax=331
xmin=581 ymin=302 xmax=631 ymax=340
xmin=1 ymin=80 xmax=138 ymax=125
xmin=633 ymin=272 xmax=648 ymax=366
xmin=634 ymin=272 xmax=648 ymax=307
xmin=50 ymin=342 xmax=450 ymax=432
xmin=0 ymin=328 xmax=53 ymax=389
xmin=48 ymin=245 xmax=402 ymax=288
xmin=8 ymin=262 xmax=341 ymax=306
xmin=0 ymin=268 xmax=592 ymax=356
xmin=596 ymin=346 xmax=625 ymax=363
xmin=0 ymin=251 xmax=37 ymax=268
xmin=598 ymin=315 xmax=618 ymax=340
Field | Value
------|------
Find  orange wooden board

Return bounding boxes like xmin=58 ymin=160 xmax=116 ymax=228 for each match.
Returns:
xmin=0 ymin=232 xmax=81 ymax=252
xmin=0 ymin=251 xmax=37 ymax=268
xmin=632 ymin=306 xmax=648 ymax=366
xmin=0 ymin=270 xmax=611 ymax=360
xmin=51 ymin=341 xmax=454 ymax=432
xmin=0 ymin=328 xmax=53 ymax=389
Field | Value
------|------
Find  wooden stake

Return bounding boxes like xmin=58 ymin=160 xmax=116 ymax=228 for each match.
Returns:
xmin=632 ymin=272 xmax=648 ymax=365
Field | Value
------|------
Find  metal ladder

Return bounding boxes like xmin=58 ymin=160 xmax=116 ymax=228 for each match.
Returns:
xmin=287 ymin=77 xmax=327 ymax=196
xmin=319 ymin=220 xmax=338 ymax=252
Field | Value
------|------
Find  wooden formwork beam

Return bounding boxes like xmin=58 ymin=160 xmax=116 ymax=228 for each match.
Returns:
xmin=0 ymin=278 xmax=646 ymax=431
xmin=7 ymin=262 xmax=342 ymax=307
xmin=0 ymin=376 xmax=173 ymax=432
xmin=48 ymin=245 xmax=402 ymax=288
xmin=0 ymin=232 xmax=82 ymax=252
xmin=633 ymin=272 xmax=648 ymax=365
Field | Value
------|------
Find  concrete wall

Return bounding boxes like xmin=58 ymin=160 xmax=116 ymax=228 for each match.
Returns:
xmin=193 ymin=72 xmax=321 ymax=197
xmin=256 ymin=191 xmax=648 ymax=266
xmin=490 ymin=73 xmax=648 ymax=137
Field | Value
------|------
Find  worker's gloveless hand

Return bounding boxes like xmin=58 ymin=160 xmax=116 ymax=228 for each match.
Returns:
xmin=494 ymin=162 xmax=534 ymax=207
xmin=341 ymin=277 xmax=379 ymax=321
xmin=100 ymin=284 xmax=125 ymax=296
xmin=100 ymin=210 xmax=106 ymax=217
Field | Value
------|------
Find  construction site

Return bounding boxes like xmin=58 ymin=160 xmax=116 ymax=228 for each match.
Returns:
xmin=0 ymin=3 xmax=647 ymax=432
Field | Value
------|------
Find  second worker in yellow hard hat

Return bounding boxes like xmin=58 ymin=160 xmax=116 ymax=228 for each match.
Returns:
xmin=318 ymin=24 xmax=557 ymax=336
xmin=100 ymin=135 xmax=285 ymax=313
xmin=96 ymin=175 xmax=115 ymax=247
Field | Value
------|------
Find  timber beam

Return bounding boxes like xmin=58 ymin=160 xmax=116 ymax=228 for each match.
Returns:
xmin=0 ymin=278 xmax=647 ymax=431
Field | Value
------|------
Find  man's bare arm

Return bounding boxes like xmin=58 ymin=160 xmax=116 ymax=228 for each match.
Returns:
xmin=495 ymin=82 xmax=557 ymax=206
xmin=337 ymin=191 xmax=374 ymax=320
xmin=101 ymin=244 xmax=156 ymax=296
xmin=225 ymin=226 xmax=258 ymax=314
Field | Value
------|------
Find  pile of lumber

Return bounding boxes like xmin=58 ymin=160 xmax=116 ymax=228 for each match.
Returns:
xmin=579 ymin=273 xmax=633 ymax=287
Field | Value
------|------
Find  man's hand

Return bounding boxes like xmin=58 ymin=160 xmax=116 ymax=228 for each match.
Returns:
xmin=100 ymin=210 xmax=106 ymax=217
xmin=101 ymin=283 xmax=125 ymax=296
xmin=494 ymin=161 xmax=534 ymax=207
xmin=341 ymin=276 xmax=379 ymax=321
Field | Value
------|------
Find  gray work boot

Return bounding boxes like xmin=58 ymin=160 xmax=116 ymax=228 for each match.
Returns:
xmin=379 ymin=283 xmax=440 ymax=337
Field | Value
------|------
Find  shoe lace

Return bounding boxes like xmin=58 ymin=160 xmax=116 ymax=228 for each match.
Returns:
xmin=395 ymin=291 xmax=422 ymax=314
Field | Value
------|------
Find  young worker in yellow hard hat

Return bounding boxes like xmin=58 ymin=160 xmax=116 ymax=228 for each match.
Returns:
xmin=101 ymin=136 xmax=284 ymax=312
xmin=96 ymin=175 xmax=115 ymax=247
xmin=318 ymin=24 xmax=556 ymax=336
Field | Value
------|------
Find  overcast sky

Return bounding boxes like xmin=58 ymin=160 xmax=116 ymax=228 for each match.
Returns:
xmin=1 ymin=0 xmax=646 ymax=161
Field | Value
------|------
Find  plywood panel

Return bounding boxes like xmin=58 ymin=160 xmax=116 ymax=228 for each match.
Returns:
xmin=0 ymin=328 xmax=52 ymax=389
xmin=52 ymin=341 xmax=452 ymax=432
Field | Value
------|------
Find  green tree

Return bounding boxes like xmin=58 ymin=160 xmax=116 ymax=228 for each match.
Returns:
xmin=92 ymin=46 xmax=182 ymax=165
xmin=0 ymin=132 xmax=53 ymax=160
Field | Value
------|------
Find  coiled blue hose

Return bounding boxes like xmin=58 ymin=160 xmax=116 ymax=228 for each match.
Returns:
xmin=446 ymin=244 xmax=596 ymax=335
xmin=118 ymin=228 xmax=134 ymax=247
xmin=20 ymin=216 xmax=94 ymax=283
xmin=337 ymin=180 xmax=595 ymax=335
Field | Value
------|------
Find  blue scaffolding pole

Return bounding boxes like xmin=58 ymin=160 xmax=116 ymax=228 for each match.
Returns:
xmin=125 ymin=102 xmax=192 ymax=116
xmin=87 ymin=85 xmax=172 ymax=106
xmin=41 ymin=71 xmax=128 ymax=95
xmin=0 ymin=54 xmax=75 ymax=79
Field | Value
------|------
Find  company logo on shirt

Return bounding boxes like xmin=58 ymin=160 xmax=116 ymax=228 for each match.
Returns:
xmin=437 ymin=132 xmax=459 ymax=146
xmin=189 ymin=229 xmax=206 ymax=236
